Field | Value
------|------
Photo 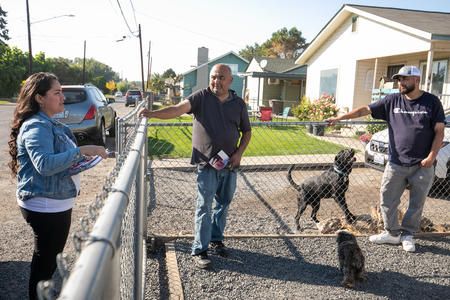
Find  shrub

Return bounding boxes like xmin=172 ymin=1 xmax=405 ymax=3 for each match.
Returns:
xmin=365 ymin=115 xmax=388 ymax=133
xmin=293 ymin=93 xmax=339 ymax=121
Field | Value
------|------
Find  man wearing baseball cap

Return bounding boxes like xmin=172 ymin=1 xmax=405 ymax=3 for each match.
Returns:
xmin=326 ymin=65 xmax=445 ymax=252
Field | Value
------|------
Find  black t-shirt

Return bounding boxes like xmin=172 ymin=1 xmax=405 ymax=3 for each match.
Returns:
xmin=187 ymin=88 xmax=251 ymax=165
xmin=369 ymin=92 xmax=445 ymax=166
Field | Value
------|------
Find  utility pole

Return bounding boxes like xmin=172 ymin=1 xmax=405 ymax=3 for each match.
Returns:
xmin=139 ymin=24 xmax=145 ymax=94
xmin=82 ymin=40 xmax=86 ymax=84
xmin=146 ymin=41 xmax=151 ymax=91
xmin=26 ymin=0 xmax=33 ymax=75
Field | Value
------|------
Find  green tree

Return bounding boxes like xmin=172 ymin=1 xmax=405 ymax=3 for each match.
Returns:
xmin=117 ymin=80 xmax=132 ymax=93
xmin=150 ymin=73 xmax=166 ymax=94
xmin=239 ymin=43 xmax=265 ymax=61
xmin=46 ymin=57 xmax=82 ymax=84
xmin=264 ymin=27 xmax=308 ymax=59
xmin=162 ymin=68 xmax=176 ymax=79
xmin=0 ymin=5 xmax=10 ymax=46
xmin=0 ymin=46 xmax=27 ymax=96
xmin=240 ymin=27 xmax=309 ymax=60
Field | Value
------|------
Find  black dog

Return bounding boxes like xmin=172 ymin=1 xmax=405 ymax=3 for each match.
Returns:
xmin=336 ymin=231 xmax=366 ymax=288
xmin=287 ymin=148 xmax=357 ymax=230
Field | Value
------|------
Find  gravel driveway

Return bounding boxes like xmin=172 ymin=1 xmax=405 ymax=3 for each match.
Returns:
xmin=144 ymin=167 xmax=450 ymax=300
xmin=170 ymin=236 xmax=450 ymax=300
xmin=1 ymin=101 xmax=449 ymax=299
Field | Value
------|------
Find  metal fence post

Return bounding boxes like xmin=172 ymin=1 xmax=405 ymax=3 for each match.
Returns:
xmin=133 ymin=119 xmax=147 ymax=300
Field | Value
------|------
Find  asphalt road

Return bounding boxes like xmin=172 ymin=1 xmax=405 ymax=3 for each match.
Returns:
xmin=0 ymin=105 xmax=16 ymax=169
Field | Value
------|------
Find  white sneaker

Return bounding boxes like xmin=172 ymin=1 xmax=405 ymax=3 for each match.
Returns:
xmin=401 ymin=235 xmax=416 ymax=252
xmin=369 ymin=231 xmax=401 ymax=244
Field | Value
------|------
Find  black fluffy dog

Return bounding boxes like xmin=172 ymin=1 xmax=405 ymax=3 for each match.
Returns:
xmin=336 ymin=231 xmax=366 ymax=288
xmin=287 ymin=148 xmax=357 ymax=230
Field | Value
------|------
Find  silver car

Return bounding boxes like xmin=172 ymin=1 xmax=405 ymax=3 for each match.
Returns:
xmin=54 ymin=85 xmax=117 ymax=146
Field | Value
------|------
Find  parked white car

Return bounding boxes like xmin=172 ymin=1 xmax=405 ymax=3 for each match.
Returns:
xmin=364 ymin=114 xmax=450 ymax=193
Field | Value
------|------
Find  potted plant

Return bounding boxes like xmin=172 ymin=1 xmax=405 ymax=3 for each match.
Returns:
xmin=293 ymin=96 xmax=314 ymax=133
xmin=309 ymin=93 xmax=339 ymax=136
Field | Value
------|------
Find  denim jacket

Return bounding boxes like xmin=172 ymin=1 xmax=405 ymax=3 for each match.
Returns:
xmin=17 ymin=110 xmax=84 ymax=201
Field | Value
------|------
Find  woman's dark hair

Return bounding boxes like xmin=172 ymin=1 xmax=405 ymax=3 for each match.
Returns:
xmin=8 ymin=72 xmax=59 ymax=177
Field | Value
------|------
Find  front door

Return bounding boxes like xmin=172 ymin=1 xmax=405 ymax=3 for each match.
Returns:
xmin=419 ymin=59 xmax=448 ymax=95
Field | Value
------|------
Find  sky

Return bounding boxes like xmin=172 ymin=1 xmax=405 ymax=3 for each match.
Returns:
xmin=2 ymin=0 xmax=450 ymax=82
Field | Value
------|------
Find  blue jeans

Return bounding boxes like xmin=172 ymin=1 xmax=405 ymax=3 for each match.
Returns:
xmin=191 ymin=166 xmax=237 ymax=255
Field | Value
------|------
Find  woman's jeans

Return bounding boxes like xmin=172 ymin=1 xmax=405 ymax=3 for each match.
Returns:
xmin=20 ymin=208 xmax=72 ymax=300
xmin=191 ymin=166 xmax=237 ymax=255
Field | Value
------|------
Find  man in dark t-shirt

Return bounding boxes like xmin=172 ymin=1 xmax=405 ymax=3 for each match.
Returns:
xmin=326 ymin=66 xmax=445 ymax=252
xmin=139 ymin=64 xmax=251 ymax=268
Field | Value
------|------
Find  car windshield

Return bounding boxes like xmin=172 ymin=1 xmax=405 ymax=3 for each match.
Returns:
xmin=62 ymin=89 xmax=87 ymax=104
xmin=128 ymin=90 xmax=141 ymax=95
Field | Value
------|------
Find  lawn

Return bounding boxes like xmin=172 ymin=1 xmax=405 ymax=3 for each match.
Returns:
xmin=146 ymin=117 xmax=345 ymax=159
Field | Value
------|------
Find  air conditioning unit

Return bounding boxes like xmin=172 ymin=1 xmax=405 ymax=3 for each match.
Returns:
xmin=267 ymin=78 xmax=280 ymax=85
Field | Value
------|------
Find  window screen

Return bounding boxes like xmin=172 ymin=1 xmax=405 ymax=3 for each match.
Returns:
xmin=319 ymin=68 xmax=338 ymax=97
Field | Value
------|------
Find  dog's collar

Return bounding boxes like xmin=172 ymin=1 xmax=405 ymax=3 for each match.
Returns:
xmin=333 ymin=165 xmax=348 ymax=176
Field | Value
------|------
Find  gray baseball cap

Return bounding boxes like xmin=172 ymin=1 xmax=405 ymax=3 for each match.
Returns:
xmin=391 ymin=66 xmax=421 ymax=80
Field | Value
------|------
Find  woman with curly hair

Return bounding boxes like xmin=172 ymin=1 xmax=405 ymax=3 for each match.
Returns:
xmin=9 ymin=72 xmax=107 ymax=300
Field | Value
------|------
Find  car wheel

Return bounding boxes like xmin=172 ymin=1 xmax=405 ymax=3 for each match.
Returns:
xmin=109 ymin=115 xmax=116 ymax=137
xmin=125 ymin=103 xmax=129 ymax=107
xmin=97 ymin=120 xmax=106 ymax=146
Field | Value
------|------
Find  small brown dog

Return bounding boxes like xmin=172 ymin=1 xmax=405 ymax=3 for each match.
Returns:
xmin=336 ymin=231 xmax=366 ymax=288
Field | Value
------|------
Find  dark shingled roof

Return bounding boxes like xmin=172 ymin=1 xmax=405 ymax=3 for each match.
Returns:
xmin=254 ymin=57 xmax=298 ymax=73
xmin=348 ymin=5 xmax=450 ymax=36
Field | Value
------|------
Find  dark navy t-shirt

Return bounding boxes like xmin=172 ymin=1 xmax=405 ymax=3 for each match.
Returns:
xmin=187 ymin=88 xmax=251 ymax=165
xmin=369 ymin=92 xmax=445 ymax=166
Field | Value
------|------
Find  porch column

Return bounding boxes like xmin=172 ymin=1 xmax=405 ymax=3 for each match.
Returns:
xmin=257 ymin=77 xmax=261 ymax=107
xmin=372 ymin=58 xmax=378 ymax=89
xmin=281 ymin=80 xmax=287 ymax=100
xmin=424 ymin=50 xmax=434 ymax=92
xmin=242 ymin=76 xmax=247 ymax=100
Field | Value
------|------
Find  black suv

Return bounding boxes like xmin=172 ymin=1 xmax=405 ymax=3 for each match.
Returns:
xmin=125 ymin=90 xmax=142 ymax=107
xmin=54 ymin=85 xmax=117 ymax=145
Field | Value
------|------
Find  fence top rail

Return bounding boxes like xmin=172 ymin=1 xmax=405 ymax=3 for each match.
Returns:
xmin=119 ymin=100 xmax=147 ymax=122
xmin=147 ymin=120 xmax=388 ymax=127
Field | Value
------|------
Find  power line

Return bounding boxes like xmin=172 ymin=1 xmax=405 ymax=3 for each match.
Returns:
xmin=136 ymin=11 xmax=242 ymax=48
xmin=129 ymin=0 xmax=138 ymax=29
xmin=116 ymin=0 xmax=137 ymax=36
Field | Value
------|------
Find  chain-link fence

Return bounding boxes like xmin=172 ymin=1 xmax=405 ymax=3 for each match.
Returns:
xmin=38 ymin=108 xmax=150 ymax=299
xmin=147 ymin=121 xmax=450 ymax=238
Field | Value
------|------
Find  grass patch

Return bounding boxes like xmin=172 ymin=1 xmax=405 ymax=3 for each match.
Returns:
xmin=148 ymin=115 xmax=192 ymax=123
xmin=0 ymin=100 xmax=12 ymax=104
xmin=146 ymin=119 xmax=346 ymax=158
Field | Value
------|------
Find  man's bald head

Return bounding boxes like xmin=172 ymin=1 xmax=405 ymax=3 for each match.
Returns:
xmin=209 ymin=64 xmax=233 ymax=98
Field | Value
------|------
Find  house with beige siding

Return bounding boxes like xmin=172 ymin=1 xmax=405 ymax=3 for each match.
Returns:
xmin=295 ymin=4 xmax=450 ymax=114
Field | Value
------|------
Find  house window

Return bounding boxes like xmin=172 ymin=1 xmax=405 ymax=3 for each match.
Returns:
xmin=351 ymin=16 xmax=358 ymax=32
xmin=419 ymin=59 xmax=448 ymax=95
xmin=319 ymin=68 xmax=338 ymax=97
xmin=364 ymin=69 xmax=374 ymax=91
xmin=386 ymin=65 xmax=404 ymax=79
xmin=224 ymin=63 xmax=238 ymax=75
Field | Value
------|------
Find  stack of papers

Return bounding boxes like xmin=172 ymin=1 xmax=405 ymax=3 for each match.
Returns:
xmin=209 ymin=150 xmax=229 ymax=170
xmin=67 ymin=155 xmax=102 ymax=177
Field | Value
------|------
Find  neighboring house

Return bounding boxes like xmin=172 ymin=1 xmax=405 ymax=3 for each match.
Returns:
xmin=239 ymin=57 xmax=306 ymax=113
xmin=181 ymin=47 xmax=249 ymax=98
xmin=295 ymin=4 xmax=450 ymax=114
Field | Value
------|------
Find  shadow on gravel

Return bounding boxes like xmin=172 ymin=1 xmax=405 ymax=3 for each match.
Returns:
xmin=415 ymin=237 xmax=450 ymax=255
xmin=0 ymin=261 xmax=29 ymax=300
xmin=146 ymin=245 xmax=169 ymax=300
xmin=240 ymin=172 xmax=292 ymax=234
xmin=176 ymin=240 xmax=449 ymax=299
